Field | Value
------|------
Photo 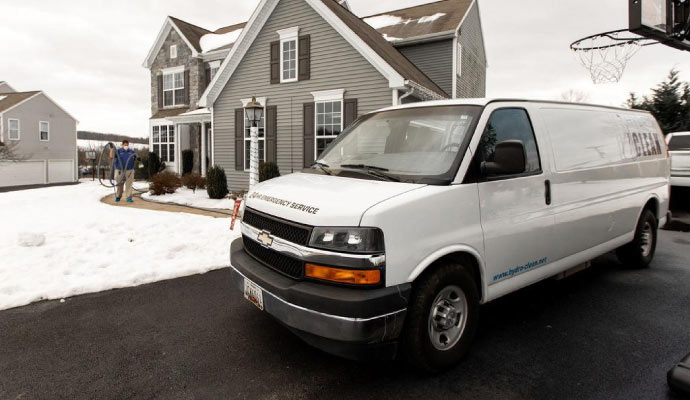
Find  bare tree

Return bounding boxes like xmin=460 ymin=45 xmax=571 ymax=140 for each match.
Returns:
xmin=0 ymin=141 xmax=27 ymax=161
xmin=560 ymin=89 xmax=591 ymax=103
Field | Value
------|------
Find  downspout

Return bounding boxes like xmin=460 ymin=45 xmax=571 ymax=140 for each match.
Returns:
xmin=398 ymin=87 xmax=415 ymax=104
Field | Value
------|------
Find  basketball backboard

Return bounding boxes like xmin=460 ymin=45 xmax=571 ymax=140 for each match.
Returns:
xmin=630 ymin=0 xmax=690 ymax=51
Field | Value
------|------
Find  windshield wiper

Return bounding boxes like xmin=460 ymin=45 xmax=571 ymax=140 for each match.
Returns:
xmin=339 ymin=164 xmax=400 ymax=182
xmin=311 ymin=161 xmax=332 ymax=175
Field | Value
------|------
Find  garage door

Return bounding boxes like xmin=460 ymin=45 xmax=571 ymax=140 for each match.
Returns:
xmin=48 ymin=160 xmax=74 ymax=183
xmin=0 ymin=161 xmax=45 ymax=187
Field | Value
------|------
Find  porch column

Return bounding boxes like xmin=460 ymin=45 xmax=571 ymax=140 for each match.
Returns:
xmin=201 ymin=123 xmax=207 ymax=177
xmin=176 ymin=123 xmax=181 ymax=175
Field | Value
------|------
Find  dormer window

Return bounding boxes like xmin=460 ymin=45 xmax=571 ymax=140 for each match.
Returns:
xmin=170 ymin=45 xmax=177 ymax=59
xmin=277 ymin=27 xmax=299 ymax=83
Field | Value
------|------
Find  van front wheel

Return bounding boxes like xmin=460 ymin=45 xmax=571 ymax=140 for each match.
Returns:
xmin=400 ymin=263 xmax=479 ymax=373
xmin=616 ymin=209 xmax=658 ymax=269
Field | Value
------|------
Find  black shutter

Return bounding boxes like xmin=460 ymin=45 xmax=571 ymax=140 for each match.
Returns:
xmin=266 ymin=106 xmax=278 ymax=163
xmin=303 ymin=102 xmax=315 ymax=167
xmin=270 ymin=41 xmax=280 ymax=84
xmin=298 ymin=35 xmax=311 ymax=81
xmin=184 ymin=70 xmax=190 ymax=105
xmin=157 ymin=75 xmax=163 ymax=108
xmin=235 ymin=108 xmax=245 ymax=171
xmin=343 ymin=99 xmax=358 ymax=128
xmin=205 ymin=67 xmax=211 ymax=90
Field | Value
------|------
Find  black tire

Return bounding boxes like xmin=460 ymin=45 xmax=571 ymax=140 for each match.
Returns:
xmin=400 ymin=262 xmax=479 ymax=373
xmin=616 ymin=209 xmax=658 ymax=269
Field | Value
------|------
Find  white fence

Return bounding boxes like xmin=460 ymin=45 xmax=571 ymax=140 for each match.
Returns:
xmin=0 ymin=159 xmax=76 ymax=187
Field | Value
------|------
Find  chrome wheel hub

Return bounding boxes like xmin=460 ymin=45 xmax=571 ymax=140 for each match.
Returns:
xmin=640 ymin=222 xmax=653 ymax=257
xmin=428 ymin=285 xmax=468 ymax=351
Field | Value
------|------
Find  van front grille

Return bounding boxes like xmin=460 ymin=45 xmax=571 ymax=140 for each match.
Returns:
xmin=242 ymin=208 xmax=312 ymax=246
xmin=242 ymin=235 xmax=304 ymax=279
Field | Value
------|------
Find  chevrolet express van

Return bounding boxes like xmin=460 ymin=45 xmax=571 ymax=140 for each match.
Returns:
xmin=229 ymin=99 xmax=670 ymax=372
xmin=666 ymin=132 xmax=690 ymax=187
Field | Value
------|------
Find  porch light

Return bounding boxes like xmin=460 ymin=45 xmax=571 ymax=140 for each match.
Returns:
xmin=244 ymin=96 xmax=264 ymax=127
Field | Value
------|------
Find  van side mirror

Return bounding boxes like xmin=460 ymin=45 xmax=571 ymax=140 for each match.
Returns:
xmin=480 ymin=140 xmax=527 ymax=176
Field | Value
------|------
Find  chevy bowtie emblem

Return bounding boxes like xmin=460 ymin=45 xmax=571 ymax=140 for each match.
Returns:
xmin=257 ymin=231 xmax=274 ymax=247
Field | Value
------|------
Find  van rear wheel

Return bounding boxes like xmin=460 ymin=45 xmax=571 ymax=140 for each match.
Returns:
xmin=616 ymin=209 xmax=657 ymax=269
xmin=400 ymin=262 xmax=479 ymax=373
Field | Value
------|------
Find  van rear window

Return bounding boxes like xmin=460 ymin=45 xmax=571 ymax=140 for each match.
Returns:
xmin=668 ymin=135 xmax=690 ymax=151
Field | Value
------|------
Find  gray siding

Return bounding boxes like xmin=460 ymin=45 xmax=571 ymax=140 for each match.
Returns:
xmin=213 ymin=0 xmax=393 ymax=191
xmin=2 ymin=94 xmax=77 ymax=162
xmin=397 ymin=39 xmax=453 ymax=97
xmin=456 ymin=1 xmax=486 ymax=98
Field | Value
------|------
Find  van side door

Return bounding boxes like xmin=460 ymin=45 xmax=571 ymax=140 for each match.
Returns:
xmin=471 ymin=106 xmax=556 ymax=296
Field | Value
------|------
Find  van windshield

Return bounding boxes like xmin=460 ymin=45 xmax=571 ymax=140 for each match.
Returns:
xmin=316 ymin=105 xmax=481 ymax=184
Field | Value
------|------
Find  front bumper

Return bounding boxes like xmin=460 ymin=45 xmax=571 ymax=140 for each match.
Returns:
xmin=229 ymin=238 xmax=411 ymax=359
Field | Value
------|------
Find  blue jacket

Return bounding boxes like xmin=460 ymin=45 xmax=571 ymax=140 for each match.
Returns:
xmin=114 ymin=148 xmax=137 ymax=170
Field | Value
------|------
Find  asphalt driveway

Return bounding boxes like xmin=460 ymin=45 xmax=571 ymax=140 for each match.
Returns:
xmin=1 ymin=233 xmax=689 ymax=399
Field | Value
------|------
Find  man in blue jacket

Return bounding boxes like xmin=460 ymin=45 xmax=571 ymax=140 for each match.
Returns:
xmin=110 ymin=140 xmax=137 ymax=203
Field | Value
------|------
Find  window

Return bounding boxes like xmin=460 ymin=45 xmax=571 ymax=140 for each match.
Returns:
xmin=170 ymin=45 xmax=177 ymax=59
xmin=163 ymin=69 xmax=185 ymax=107
xmin=476 ymin=108 xmax=541 ymax=177
xmin=315 ymin=100 xmax=343 ymax=158
xmin=208 ymin=60 xmax=221 ymax=83
xmin=8 ymin=119 xmax=19 ymax=140
xmin=152 ymin=124 xmax=176 ymax=162
xmin=39 ymin=121 xmax=49 ymax=141
xmin=277 ymin=27 xmax=299 ymax=83
xmin=668 ymin=134 xmax=690 ymax=151
xmin=244 ymin=108 xmax=266 ymax=170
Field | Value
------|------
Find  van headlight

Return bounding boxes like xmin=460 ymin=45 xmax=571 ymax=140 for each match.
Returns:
xmin=309 ymin=227 xmax=384 ymax=254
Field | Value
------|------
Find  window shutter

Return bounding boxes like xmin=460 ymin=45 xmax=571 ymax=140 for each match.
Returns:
xmin=266 ymin=106 xmax=278 ymax=163
xmin=270 ymin=41 xmax=280 ymax=84
xmin=298 ymin=35 xmax=311 ymax=81
xmin=303 ymin=102 xmax=315 ymax=167
xmin=205 ymin=68 xmax=211 ymax=90
xmin=184 ymin=70 xmax=190 ymax=105
xmin=157 ymin=75 xmax=163 ymax=108
xmin=343 ymin=99 xmax=358 ymax=128
xmin=235 ymin=108 xmax=245 ymax=171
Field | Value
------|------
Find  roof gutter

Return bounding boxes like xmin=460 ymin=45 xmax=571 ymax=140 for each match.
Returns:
xmin=404 ymin=80 xmax=447 ymax=101
xmin=390 ymin=30 xmax=455 ymax=47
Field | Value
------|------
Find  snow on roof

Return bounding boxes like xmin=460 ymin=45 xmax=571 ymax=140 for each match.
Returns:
xmin=180 ymin=107 xmax=211 ymax=116
xmin=0 ymin=96 xmax=6 ymax=102
xmin=382 ymin=34 xmax=403 ymax=42
xmin=418 ymin=13 xmax=446 ymax=23
xmin=200 ymin=28 xmax=242 ymax=53
xmin=363 ymin=15 xmax=406 ymax=29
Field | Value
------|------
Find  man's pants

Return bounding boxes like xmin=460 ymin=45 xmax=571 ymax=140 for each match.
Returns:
xmin=115 ymin=170 xmax=134 ymax=200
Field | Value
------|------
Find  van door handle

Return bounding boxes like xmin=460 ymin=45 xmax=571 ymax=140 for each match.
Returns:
xmin=545 ymin=180 xmax=552 ymax=205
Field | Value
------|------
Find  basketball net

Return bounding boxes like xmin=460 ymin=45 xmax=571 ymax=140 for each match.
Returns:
xmin=570 ymin=29 xmax=657 ymax=84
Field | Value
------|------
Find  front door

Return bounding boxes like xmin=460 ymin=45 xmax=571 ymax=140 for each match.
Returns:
xmin=473 ymin=107 xmax=555 ymax=293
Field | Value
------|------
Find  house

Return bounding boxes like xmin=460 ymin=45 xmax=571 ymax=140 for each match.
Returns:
xmin=0 ymin=83 xmax=78 ymax=188
xmin=144 ymin=0 xmax=487 ymax=186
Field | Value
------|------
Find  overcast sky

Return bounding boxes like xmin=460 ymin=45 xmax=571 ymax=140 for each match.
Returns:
xmin=1 ymin=0 xmax=689 ymax=138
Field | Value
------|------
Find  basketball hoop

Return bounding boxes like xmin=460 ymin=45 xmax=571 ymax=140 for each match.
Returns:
xmin=570 ymin=29 xmax=658 ymax=84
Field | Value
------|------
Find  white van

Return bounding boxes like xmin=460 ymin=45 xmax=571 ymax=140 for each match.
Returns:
xmin=230 ymin=99 xmax=670 ymax=372
xmin=666 ymin=132 xmax=690 ymax=187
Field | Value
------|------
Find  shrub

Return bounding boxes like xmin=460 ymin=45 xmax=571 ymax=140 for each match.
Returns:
xmin=149 ymin=171 xmax=182 ymax=196
xmin=135 ymin=151 xmax=149 ymax=180
xmin=206 ymin=165 xmax=229 ymax=199
xmin=182 ymin=173 xmax=206 ymax=193
xmin=147 ymin=152 xmax=164 ymax=179
xmin=229 ymin=190 xmax=247 ymax=200
xmin=259 ymin=161 xmax=280 ymax=182
xmin=182 ymin=149 xmax=194 ymax=175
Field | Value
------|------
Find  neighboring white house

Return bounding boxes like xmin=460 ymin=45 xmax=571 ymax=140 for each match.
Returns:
xmin=0 ymin=83 xmax=79 ymax=188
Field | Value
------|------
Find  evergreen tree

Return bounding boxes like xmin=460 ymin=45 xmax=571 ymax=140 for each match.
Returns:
xmin=627 ymin=69 xmax=689 ymax=133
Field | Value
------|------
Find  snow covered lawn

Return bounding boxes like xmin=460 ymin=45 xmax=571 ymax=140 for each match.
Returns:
xmin=0 ymin=181 xmax=240 ymax=311
xmin=141 ymin=188 xmax=235 ymax=210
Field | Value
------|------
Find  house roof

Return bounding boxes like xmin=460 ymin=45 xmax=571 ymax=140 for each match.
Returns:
xmin=320 ymin=0 xmax=448 ymax=97
xmin=0 ymin=91 xmax=41 ymax=113
xmin=151 ymin=107 xmax=189 ymax=120
xmin=168 ymin=16 xmax=211 ymax=53
xmin=362 ymin=0 xmax=473 ymax=42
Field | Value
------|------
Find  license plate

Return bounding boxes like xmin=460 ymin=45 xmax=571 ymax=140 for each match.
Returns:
xmin=243 ymin=278 xmax=264 ymax=311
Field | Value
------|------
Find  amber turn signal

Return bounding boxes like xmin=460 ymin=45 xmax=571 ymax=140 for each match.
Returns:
xmin=305 ymin=264 xmax=381 ymax=285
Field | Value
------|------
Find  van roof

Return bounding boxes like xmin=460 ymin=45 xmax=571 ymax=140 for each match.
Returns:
xmin=381 ymin=98 xmax=652 ymax=114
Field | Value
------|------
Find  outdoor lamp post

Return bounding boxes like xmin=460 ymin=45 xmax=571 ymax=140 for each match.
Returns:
xmin=244 ymin=96 xmax=263 ymax=190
